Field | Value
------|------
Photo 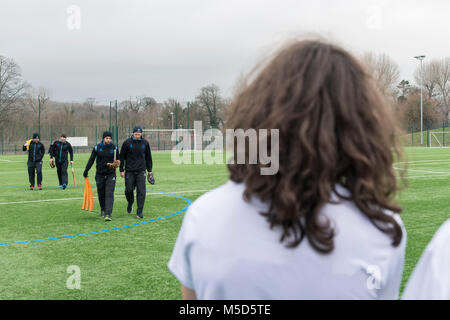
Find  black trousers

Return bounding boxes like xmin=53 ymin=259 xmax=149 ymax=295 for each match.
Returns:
xmin=125 ymin=171 xmax=146 ymax=214
xmin=27 ymin=161 xmax=42 ymax=186
xmin=56 ymin=161 xmax=68 ymax=186
xmin=95 ymin=173 xmax=116 ymax=215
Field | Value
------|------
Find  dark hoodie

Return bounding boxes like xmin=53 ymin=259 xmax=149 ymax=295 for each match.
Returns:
xmin=84 ymin=141 xmax=119 ymax=176
xmin=119 ymin=136 xmax=152 ymax=172
xmin=49 ymin=140 xmax=74 ymax=163
xmin=23 ymin=141 xmax=45 ymax=163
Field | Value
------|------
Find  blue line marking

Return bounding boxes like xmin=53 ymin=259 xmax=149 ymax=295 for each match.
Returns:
xmin=0 ymin=190 xmax=191 ymax=247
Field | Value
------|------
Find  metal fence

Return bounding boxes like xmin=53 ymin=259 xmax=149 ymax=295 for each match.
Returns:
xmin=0 ymin=125 xmax=219 ymax=154
xmin=0 ymin=125 xmax=187 ymax=154
xmin=401 ymin=121 xmax=450 ymax=147
xmin=6 ymin=122 xmax=449 ymax=154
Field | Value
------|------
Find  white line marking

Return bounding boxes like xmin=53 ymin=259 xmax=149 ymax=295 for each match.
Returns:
xmin=0 ymin=189 xmax=211 ymax=205
xmin=395 ymin=168 xmax=450 ymax=174
xmin=406 ymin=175 xmax=450 ymax=179
xmin=394 ymin=159 xmax=450 ymax=166
xmin=393 ymin=159 xmax=450 ymax=179
xmin=0 ymin=171 xmax=29 ymax=174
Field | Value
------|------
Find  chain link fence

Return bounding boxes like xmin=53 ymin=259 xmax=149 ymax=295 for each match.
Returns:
xmin=400 ymin=121 xmax=450 ymax=147
xmin=0 ymin=125 xmax=186 ymax=154
xmin=0 ymin=125 xmax=219 ymax=154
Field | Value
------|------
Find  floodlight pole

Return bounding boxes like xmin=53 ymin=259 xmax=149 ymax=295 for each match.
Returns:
xmin=414 ymin=55 xmax=426 ymax=145
xmin=38 ymin=96 xmax=41 ymax=137
xmin=187 ymin=102 xmax=191 ymax=129
xmin=109 ymin=101 xmax=112 ymax=132
xmin=175 ymin=103 xmax=179 ymax=129
xmin=115 ymin=100 xmax=118 ymax=145
xmin=170 ymin=112 xmax=174 ymax=130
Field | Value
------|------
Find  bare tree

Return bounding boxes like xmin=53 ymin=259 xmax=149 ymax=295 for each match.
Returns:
xmin=142 ymin=101 xmax=163 ymax=128
xmin=161 ymin=98 xmax=183 ymax=129
xmin=120 ymin=96 xmax=154 ymax=114
xmin=25 ymin=87 xmax=51 ymax=119
xmin=142 ymin=97 xmax=157 ymax=109
xmin=0 ymin=55 xmax=29 ymax=125
xmin=127 ymin=97 xmax=142 ymax=113
xmin=361 ymin=52 xmax=400 ymax=100
xmin=63 ymin=103 xmax=75 ymax=125
xmin=436 ymin=58 xmax=450 ymax=120
xmin=414 ymin=60 xmax=440 ymax=99
xmin=195 ymin=84 xmax=225 ymax=128
xmin=84 ymin=97 xmax=96 ymax=112
xmin=397 ymin=88 xmax=440 ymax=130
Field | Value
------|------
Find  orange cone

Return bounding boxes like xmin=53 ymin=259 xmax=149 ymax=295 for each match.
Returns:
xmin=82 ymin=178 xmax=88 ymax=210
xmin=82 ymin=177 xmax=94 ymax=212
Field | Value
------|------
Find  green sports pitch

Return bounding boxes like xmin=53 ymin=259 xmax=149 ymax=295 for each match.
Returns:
xmin=0 ymin=147 xmax=449 ymax=299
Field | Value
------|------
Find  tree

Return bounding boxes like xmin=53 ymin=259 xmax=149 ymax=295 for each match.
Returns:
xmin=63 ymin=103 xmax=75 ymax=126
xmin=142 ymin=97 xmax=157 ymax=110
xmin=0 ymin=55 xmax=29 ymax=125
xmin=414 ymin=58 xmax=450 ymax=121
xmin=397 ymin=88 xmax=440 ymax=130
xmin=195 ymin=84 xmax=225 ymax=128
xmin=84 ymin=98 xmax=96 ymax=112
xmin=25 ymin=87 xmax=51 ymax=123
xmin=436 ymin=58 xmax=450 ymax=120
xmin=161 ymin=98 xmax=183 ymax=129
xmin=414 ymin=60 xmax=440 ymax=99
xmin=361 ymin=52 xmax=400 ymax=100
xmin=397 ymin=80 xmax=412 ymax=101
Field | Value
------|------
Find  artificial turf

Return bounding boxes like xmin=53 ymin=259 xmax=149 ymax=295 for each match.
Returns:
xmin=0 ymin=147 xmax=448 ymax=299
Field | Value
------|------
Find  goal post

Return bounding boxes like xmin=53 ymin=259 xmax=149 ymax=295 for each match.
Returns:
xmin=429 ymin=131 xmax=450 ymax=148
xmin=142 ymin=129 xmax=197 ymax=151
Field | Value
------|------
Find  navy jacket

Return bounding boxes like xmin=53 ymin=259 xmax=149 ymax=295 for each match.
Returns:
xmin=49 ymin=140 xmax=74 ymax=163
xmin=23 ymin=141 xmax=45 ymax=163
xmin=119 ymin=137 xmax=152 ymax=172
xmin=84 ymin=141 xmax=119 ymax=176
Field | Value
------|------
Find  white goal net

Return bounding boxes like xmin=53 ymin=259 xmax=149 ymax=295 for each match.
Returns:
xmin=143 ymin=129 xmax=197 ymax=151
xmin=429 ymin=131 xmax=450 ymax=148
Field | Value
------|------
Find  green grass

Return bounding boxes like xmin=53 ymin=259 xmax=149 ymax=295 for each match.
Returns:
xmin=0 ymin=152 xmax=228 ymax=299
xmin=395 ymin=147 xmax=450 ymax=294
xmin=0 ymin=147 xmax=449 ymax=299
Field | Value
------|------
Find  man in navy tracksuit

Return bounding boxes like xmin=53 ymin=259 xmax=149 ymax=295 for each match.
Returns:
xmin=49 ymin=134 xmax=74 ymax=190
xmin=23 ymin=133 xmax=45 ymax=190
xmin=83 ymin=131 xmax=120 ymax=221
xmin=120 ymin=126 xmax=153 ymax=218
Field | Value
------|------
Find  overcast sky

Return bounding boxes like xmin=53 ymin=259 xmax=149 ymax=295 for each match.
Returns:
xmin=1 ymin=0 xmax=449 ymax=103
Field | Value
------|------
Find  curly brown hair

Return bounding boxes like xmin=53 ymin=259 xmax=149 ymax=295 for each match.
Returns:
xmin=227 ymin=39 xmax=404 ymax=254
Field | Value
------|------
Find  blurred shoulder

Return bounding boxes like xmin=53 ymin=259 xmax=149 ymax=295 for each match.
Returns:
xmin=427 ymin=219 xmax=450 ymax=252
xmin=187 ymin=181 xmax=250 ymax=218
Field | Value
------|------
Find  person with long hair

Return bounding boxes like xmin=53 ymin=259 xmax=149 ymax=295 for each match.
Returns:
xmin=169 ymin=39 xmax=406 ymax=299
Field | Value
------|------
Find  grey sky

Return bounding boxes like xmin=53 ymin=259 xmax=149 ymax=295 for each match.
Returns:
xmin=1 ymin=0 xmax=449 ymax=103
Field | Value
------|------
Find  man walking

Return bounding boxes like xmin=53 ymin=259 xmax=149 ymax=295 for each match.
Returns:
xmin=83 ymin=131 xmax=120 ymax=221
xmin=23 ymin=133 xmax=45 ymax=190
xmin=49 ymin=134 xmax=74 ymax=190
xmin=120 ymin=126 xmax=153 ymax=218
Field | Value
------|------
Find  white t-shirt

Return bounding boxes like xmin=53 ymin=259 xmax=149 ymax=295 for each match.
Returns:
xmin=402 ymin=219 xmax=450 ymax=300
xmin=168 ymin=180 xmax=406 ymax=299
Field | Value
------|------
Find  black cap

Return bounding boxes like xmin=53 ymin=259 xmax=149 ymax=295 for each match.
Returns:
xmin=32 ymin=133 xmax=40 ymax=139
xmin=102 ymin=131 xmax=113 ymax=139
xmin=60 ymin=133 xmax=67 ymax=138
xmin=133 ymin=126 xmax=143 ymax=133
